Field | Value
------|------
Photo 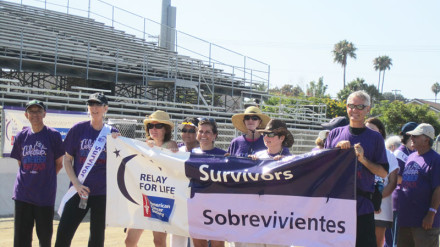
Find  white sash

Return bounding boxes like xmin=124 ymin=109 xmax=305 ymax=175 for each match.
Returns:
xmin=58 ymin=124 xmax=112 ymax=216
xmin=394 ymin=149 xmax=408 ymax=163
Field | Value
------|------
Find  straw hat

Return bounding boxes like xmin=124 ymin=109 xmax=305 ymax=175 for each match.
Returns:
xmin=231 ymin=106 xmax=271 ymax=133
xmin=143 ymin=110 xmax=174 ymax=131
xmin=257 ymin=119 xmax=294 ymax=148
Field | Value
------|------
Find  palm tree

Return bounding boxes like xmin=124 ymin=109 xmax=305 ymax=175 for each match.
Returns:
xmin=373 ymin=55 xmax=393 ymax=93
xmin=432 ymin=82 xmax=440 ymax=103
xmin=332 ymin=40 xmax=357 ymax=89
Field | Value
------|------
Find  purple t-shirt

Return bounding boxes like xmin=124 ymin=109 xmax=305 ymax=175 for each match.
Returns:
xmin=10 ymin=126 xmax=64 ymax=206
xmin=398 ymin=149 xmax=440 ymax=227
xmin=192 ymin=147 xmax=227 ymax=155
xmin=325 ymin=126 xmax=388 ymax=215
xmin=63 ymin=121 xmax=119 ymax=196
xmin=227 ymin=135 xmax=267 ymax=157
xmin=392 ymin=144 xmax=414 ymax=211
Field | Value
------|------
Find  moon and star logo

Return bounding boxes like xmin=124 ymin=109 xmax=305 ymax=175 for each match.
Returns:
xmin=116 ymin=151 xmax=139 ymax=205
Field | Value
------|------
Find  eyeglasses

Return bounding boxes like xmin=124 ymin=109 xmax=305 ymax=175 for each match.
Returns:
xmin=244 ymin=115 xmax=260 ymax=121
xmin=147 ymin=123 xmax=165 ymax=129
xmin=347 ymin=104 xmax=368 ymax=110
xmin=181 ymin=128 xmax=196 ymax=133
xmin=263 ymin=132 xmax=277 ymax=137
xmin=87 ymin=102 xmax=103 ymax=107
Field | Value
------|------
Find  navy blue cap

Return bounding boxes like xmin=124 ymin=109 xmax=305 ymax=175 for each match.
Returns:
xmin=87 ymin=93 xmax=108 ymax=105
xmin=400 ymin=122 xmax=418 ymax=135
xmin=321 ymin=116 xmax=349 ymax=130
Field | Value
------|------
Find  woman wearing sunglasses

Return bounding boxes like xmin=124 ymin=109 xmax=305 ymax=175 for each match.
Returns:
xmin=125 ymin=110 xmax=177 ymax=247
xmin=244 ymin=120 xmax=293 ymax=247
xmin=178 ymin=117 xmax=200 ymax=152
xmin=250 ymin=119 xmax=294 ymax=161
xmin=228 ymin=106 xmax=271 ymax=157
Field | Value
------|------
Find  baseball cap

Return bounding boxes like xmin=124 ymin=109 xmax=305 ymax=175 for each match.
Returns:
xmin=87 ymin=93 xmax=108 ymax=105
xmin=321 ymin=116 xmax=349 ymax=130
xmin=25 ymin=99 xmax=46 ymax=111
xmin=400 ymin=122 xmax=418 ymax=135
xmin=406 ymin=123 xmax=435 ymax=139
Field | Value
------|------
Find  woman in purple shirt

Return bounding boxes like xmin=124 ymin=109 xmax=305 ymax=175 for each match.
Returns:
xmin=55 ymin=93 xmax=119 ymax=247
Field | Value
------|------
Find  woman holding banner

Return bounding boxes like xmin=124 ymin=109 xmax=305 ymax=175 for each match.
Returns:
xmin=55 ymin=93 xmax=119 ymax=247
xmin=192 ymin=117 xmax=226 ymax=247
xmin=125 ymin=110 xmax=178 ymax=247
xmin=245 ymin=119 xmax=294 ymax=247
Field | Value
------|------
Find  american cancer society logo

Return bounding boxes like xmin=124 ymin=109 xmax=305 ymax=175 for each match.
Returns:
xmin=142 ymin=194 xmax=174 ymax=222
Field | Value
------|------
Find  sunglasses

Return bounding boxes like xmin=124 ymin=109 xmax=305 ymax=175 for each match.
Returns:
xmin=147 ymin=123 xmax=165 ymax=129
xmin=87 ymin=102 xmax=103 ymax=107
xmin=181 ymin=128 xmax=196 ymax=133
xmin=263 ymin=132 xmax=278 ymax=137
xmin=198 ymin=117 xmax=216 ymax=123
xmin=244 ymin=115 xmax=260 ymax=121
xmin=347 ymin=104 xmax=368 ymax=110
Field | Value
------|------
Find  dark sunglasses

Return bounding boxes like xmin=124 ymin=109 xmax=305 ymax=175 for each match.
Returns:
xmin=198 ymin=117 xmax=216 ymax=123
xmin=147 ymin=123 xmax=165 ymax=129
xmin=347 ymin=104 xmax=368 ymax=110
xmin=263 ymin=132 xmax=277 ymax=137
xmin=181 ymin=128 xmax=196 ymax=133
xmin=244 ymin=115 xmax=260 ymax=121
xmin=87 ymin=102 xmax=103 ymax=107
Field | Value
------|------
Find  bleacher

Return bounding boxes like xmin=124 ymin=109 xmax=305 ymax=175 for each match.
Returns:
xmin=0 ymin=0 xmax=255 ymax=99
xmin=0 ymin=0 xmax=329 ymax=154
xmin=0 ymin=82 xmax=324 ymax=154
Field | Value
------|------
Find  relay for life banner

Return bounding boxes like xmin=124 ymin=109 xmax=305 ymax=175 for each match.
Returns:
xmin=106 ymin=137 xmax=357 ymax=247
xmin=2 ymin=107 xmax=88 ymax=156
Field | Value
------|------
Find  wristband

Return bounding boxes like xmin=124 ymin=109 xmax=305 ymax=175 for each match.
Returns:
xmin=429 ymin=208 xmax=437 ymax=214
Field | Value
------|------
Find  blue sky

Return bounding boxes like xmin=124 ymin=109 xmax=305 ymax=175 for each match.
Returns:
xmin=19 ymin=0 xmax=440 ymax=100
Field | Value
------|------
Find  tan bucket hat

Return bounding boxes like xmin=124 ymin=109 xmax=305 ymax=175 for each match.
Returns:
xmin=143 ymin=110 xmax=174 ymax=132
xmin=231 ymin=106 xmax=271 ymax=133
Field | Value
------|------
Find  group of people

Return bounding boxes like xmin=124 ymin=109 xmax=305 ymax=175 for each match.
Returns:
xmin=9 ymin=90 xmax=440 ymax=247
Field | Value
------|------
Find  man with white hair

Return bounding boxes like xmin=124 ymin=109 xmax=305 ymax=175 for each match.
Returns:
xmin=398 ymin=123 xmax=440 ymax=247
xmin=325 ymin=90 xmax=388 ymax=247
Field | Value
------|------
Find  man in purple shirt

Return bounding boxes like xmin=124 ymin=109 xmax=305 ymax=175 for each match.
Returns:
xmin=325 ymin=90 xmax=388 ymax=247
xmin=10 ymin=99 xmax=64 ymax=247
xmin=397 ymin=123 xmax=440 ymax=247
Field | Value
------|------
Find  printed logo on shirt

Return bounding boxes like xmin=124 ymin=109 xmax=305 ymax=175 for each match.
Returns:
xmin=21 ymin=141 xmax=47 ymax=173
xmin=142 ymin=194 xmax=174 ymax=222
xmin=401 ymin=161 xmax=420 ymax=189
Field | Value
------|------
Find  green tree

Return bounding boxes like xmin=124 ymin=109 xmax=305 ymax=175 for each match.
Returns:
xmin=371 ymin=100 xmax=440 ymax=135
xmin=432 ymin=82 xmax=440 ymax=103
xmin=336 ymin=78 xmax=381 ymax=103
xmin=373 ymin=55 xmax=393 ymax=93
xmin=381 ymin=92 xmax=407 ymax=102
xmin=306 ymin=77 xmax=328 ymax=97
xmin=333 ymin=40 xmax=357 ymax=89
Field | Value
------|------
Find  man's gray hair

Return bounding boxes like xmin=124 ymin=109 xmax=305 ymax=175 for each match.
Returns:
xmin=347 ymin=90 xmax=371 ymax=106
xmin=385 ymin=135 xmax=401 ymax=151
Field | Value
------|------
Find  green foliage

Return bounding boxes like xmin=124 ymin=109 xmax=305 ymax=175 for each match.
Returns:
xmin=337 ymin=78 xmax=380 ymax=103
xmin=269 ymin=84 xmax=304 ymax=97
xmin=263 ymin=95 xmax=346 ymax=119
xmin=381 ymin=92 xmax=407 ymax=102
xmin=371 ymin=100 xmax=440 ymax=135
xmin=306 ymin=77 xmax=328 ymax=97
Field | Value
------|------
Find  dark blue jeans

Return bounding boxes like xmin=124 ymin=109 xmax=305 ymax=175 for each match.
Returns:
xmin=356 ymin=213 xmax=377 ymax=247
xmin=54 ymin=194 xmax=106 ymax=247
xmin=14 ymin=200 xmax=54 ymax=247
